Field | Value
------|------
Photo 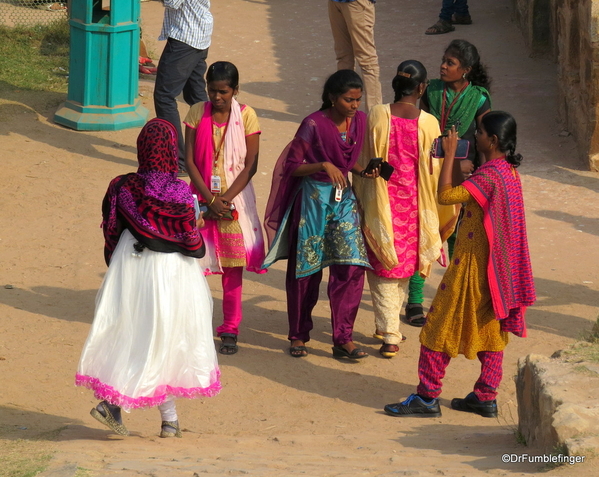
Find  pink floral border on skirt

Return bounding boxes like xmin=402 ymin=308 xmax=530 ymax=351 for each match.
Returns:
xmin=75 ymin=369 xmax=222 ymax=410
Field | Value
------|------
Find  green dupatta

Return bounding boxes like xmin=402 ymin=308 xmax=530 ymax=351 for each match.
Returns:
xmin=426 ymin=79 xmax=491 ymax=135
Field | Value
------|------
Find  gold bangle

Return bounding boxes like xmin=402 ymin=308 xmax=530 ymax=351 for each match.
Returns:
xmin=208 ymin=196 xmax=216 ymax=206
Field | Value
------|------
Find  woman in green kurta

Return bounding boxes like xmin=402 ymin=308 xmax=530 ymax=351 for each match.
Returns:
xmin=405 ymin=39 xmax=492 ymax=326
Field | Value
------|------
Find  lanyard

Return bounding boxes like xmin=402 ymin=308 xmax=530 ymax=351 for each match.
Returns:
xmin=212 ymin=119 xmax=229 ymax=167
xmin=344 ymin=117 xmax=351 ymax=142
xmin=440 ymin=82 xmax=469 ymax=132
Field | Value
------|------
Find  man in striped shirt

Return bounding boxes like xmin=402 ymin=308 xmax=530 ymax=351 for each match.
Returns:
xmin=154 ymin=0 xmax=213 ymax=176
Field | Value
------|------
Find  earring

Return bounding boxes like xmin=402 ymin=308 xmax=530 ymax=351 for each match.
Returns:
xmin=462 ymin=73 xmax=466 ymax=79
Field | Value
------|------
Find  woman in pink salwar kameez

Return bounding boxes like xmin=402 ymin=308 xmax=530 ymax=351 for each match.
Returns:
xmin=184 ymin=61 xmax=266 ymax=355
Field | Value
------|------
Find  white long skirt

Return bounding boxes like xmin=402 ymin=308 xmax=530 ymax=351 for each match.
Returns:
xmin=76 ymin=230 xmax=220 ymax=410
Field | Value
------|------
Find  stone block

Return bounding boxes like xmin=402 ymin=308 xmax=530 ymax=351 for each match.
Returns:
xmin=516 ymin=351 xmax=599 ymax=455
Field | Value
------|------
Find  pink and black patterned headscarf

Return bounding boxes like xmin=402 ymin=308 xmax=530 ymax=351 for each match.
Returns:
xmin=101 ymin=118 xmax=205 ymax=264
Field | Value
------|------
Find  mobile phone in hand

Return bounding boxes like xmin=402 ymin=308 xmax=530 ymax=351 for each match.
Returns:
xmin=364 ymin=157 xmax=383 ymax=174
xmin=433 ymin=138 xmax=470 ymax=159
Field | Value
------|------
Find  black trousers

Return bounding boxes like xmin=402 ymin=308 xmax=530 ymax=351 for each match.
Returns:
xmin=154 ymin=38 xmax=209 ymax=170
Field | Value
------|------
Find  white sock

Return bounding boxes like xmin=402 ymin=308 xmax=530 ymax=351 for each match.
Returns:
xmin=157 ymin=399 xmax=178 ymax=422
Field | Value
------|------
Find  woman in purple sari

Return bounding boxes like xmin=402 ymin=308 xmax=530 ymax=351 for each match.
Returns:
xmin=263 ymin=70 xmax=376 ymax=359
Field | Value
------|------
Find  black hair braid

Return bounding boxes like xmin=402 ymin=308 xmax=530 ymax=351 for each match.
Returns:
xmin=467 ymin=61 xmax=491 ymax=91
xmin=392 ymin=75 xmax=420 ymax=102
xmin=506 ymin=146 xmax=523 ymax=168
xmin=480 ymin=110 xmax=523 ymax=167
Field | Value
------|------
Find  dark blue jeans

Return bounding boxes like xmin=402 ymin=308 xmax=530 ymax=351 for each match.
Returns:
xmin=154 ymin=38 xmax=209 ymax=170
xmin=439 ymin=0 xmax=469 ymax=22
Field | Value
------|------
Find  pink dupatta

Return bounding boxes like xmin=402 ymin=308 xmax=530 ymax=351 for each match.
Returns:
xmin=191 ymin=99 xmax=265 ymax=274
xmin=462 ymin=157 xmax=535 ymax=337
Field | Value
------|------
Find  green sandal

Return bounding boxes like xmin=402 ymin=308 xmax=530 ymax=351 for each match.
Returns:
xmin=160 ymin=420 xmax=182 ymax=438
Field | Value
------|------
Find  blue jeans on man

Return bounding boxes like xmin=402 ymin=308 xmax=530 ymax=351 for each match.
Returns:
xmin=439 ymin=0 xmax=469 ymax=22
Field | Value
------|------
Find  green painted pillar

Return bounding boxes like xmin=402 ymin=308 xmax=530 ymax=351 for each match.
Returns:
xmin=54 ymin=0 xmax=148 ymax=131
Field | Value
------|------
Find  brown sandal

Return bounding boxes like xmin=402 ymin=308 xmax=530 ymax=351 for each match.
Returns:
xmin=425 ymin=19 xmax=455 ymax=35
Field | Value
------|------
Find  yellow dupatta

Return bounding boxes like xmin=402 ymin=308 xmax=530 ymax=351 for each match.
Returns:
xmin=354 ymin=104 xmax=458 ymax=277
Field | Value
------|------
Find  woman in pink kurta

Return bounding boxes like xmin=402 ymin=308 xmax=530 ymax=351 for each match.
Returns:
xmin=368 ymin=117 xmax=420 ymax=279
xmin=355 ymin=60 xmax=456 ymax=358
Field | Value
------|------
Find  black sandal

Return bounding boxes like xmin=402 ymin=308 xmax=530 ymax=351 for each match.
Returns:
xmin=289 ymin=345 xmax=308 ymax=358
xmin=219 ymin=333 xmax=238 ymax=355
xmin=405 ymin=303 xmax=426 ymax=327
xmin=425 ymin=19 xmax=455 ymax=35
xmin=332 ymin=346 xmax=368 ymax=359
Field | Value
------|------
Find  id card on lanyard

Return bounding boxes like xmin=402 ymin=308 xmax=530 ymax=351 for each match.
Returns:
xmin=211 ymin=121 xmax=228 ymax=195
xmin=210 ymin=175 xmax=221 ymax=194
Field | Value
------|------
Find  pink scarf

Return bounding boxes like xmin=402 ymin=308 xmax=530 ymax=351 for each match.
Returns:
xmin=191 ymin=99 xmax=265 ymax=274
xmin=463 ymin=157 xmax=536 ymax=337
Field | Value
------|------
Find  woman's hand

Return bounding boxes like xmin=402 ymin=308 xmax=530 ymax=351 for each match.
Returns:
xmin=209 ymin=196 xmax=231 ymax=217
xmin=322 ymin=162 xmax=347 ymax=189
xmin=366 ymin=166 xmax=380 ymax=179
xmin=441 ymin=126 xmax=458 ymax=159
xmin=460 ymin=159 xmax=474 ymax=179
xmin=354 ymin=165 xmax=380 ymax=179
xmin=438 ymin=126 xmax=460 ymax=189
xmin=197 ymin=212 xmax=205 ymax=229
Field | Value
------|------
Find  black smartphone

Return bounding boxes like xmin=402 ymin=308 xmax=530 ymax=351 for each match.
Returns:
xmin=433 ymin=137 xmax=470 ymax=159
xmin=379 ymin=162 xmax=394 ymax=181
xmin=364 ymin=157 xmax=383 ymax=174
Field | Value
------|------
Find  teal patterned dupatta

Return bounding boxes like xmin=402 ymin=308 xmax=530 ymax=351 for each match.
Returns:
xmin=262 ymin=109 xmax=371 ymax=277
xmin=263 ymin=177 xmax=370 ymax=277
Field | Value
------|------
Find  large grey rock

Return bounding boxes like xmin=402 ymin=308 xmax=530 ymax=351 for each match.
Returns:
xmin=516 ymin=346 xmax=599 ymax=455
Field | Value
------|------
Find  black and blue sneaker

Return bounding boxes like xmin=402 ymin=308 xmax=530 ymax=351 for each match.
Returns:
xmin=384 ymin=393 xmax=442 ymax=417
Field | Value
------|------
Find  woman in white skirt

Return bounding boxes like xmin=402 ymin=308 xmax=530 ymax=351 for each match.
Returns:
xmin=76 ymin=118 xmax=221 ymax=438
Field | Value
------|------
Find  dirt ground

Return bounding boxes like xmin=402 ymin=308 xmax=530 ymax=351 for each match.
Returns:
xmin=1 ymin=0 xmax=599 ymax=475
